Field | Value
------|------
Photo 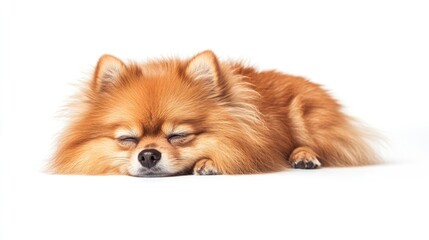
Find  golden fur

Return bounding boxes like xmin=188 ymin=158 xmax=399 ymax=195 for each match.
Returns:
xmin=51 ymin=50 xmax=379 ymax=176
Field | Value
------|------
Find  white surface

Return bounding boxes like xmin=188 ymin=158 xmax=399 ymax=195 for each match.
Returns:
xmin=1 ymin=1 xmax=428 ymax=240
xmin=1 ymin=164 xmax=428 ymax=240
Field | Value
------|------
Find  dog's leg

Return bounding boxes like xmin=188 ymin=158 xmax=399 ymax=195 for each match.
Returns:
xmin=193 ymin=159 xmax=221 ymax=175
xmin=289 ymin=146 xmax=321 ymax=169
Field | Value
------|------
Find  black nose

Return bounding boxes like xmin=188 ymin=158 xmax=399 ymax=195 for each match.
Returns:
xmin=138 ymin=149 xmax=162 ymax=169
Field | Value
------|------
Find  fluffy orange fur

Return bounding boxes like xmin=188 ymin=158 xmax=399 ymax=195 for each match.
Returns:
xmin=51 ymin=50 xmax=379 ymax=176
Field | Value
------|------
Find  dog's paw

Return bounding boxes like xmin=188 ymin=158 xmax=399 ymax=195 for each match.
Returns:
xmin=289 ymin=147 xmax=321 ymax=169
xmin=193 ymin=159 xmax=221 ymax=175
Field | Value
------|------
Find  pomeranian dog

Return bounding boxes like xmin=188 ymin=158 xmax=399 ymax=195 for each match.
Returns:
xmin=51 ymin=50 xmax=379 ymax=177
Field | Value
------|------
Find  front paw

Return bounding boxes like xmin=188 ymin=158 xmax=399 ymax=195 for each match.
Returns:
xmin=193 ymin=159 xmax=221 ymax=175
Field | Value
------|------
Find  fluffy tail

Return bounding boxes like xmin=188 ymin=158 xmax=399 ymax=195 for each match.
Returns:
xmin=312 ymin=118 xmax=381 ymax=166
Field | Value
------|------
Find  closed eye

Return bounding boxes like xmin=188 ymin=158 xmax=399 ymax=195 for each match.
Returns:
xmin=167 ymin=133 xmax=188 ymax=144
xmin=118 ymin=136 xmax=139 ymax=144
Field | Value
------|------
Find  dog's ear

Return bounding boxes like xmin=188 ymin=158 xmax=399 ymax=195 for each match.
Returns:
xmin=185 ymin=50 xmax=223 ymax=92
xmin=92 ymin=54 xmax=125 ymax=92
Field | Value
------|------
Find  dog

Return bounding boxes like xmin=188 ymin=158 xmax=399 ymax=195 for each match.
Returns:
xmin=50 ymin=50 xmax=379 ymax=176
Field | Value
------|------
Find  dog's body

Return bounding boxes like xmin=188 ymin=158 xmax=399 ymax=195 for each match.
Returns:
xmin=51 ymin=51 xmax=378 ymax=176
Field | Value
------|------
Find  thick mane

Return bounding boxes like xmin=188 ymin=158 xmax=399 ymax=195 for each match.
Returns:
xmin=218 ymin=63 xmax=265 ymax=134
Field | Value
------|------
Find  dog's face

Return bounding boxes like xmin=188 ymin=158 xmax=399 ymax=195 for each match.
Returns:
xmin=87 ymin=52 xmax=223 ymax=177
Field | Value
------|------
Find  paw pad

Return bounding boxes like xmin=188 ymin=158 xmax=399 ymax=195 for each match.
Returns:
xmin=292 ymin=159 xmax=321 ymax=169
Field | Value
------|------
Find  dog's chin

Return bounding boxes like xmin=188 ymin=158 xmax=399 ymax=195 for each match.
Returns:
xmin=130 ymin=169 xmax=171 ymax=178
xmin=132 ymin=172 xmax=171 ymax=178
xmin=130 ymin=167 xmax=191 ymax=178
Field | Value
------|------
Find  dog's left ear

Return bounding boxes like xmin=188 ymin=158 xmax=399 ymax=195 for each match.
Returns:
xmin=185 ymin=50 xmax=223 ymax=92
xmin=92 ymin=54 xmax=126 ymax=92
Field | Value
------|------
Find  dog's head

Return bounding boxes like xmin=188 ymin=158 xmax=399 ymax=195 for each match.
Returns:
xmin=92 ymin=51 xmax=226 ymax=176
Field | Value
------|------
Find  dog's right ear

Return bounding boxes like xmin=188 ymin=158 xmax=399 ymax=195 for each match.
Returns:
xmin=92 ymin=54 xmax=125 ymax=92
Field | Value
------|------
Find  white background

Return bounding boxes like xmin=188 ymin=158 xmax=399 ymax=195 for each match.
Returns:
xmin=1 ymin=1 xmax=428 ymax=239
